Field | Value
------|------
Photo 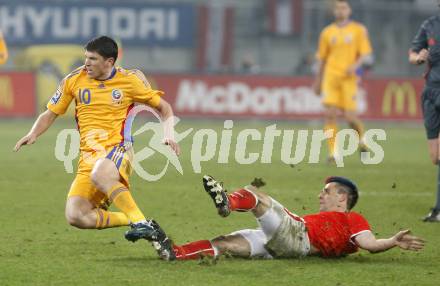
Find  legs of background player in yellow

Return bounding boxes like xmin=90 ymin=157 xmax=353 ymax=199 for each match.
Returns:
xmin=322 ymin=74 xmax=344 ymax=160
xmin=324 ymin=106 xmax=339 ymax=159
xmin=91 ymin=158 xmax=146 ymax=225
xmin=322 ymin=75 xmax=366 ymax=159
xmin=341 ymin=78 xmax=366 ymax=150
xmin=344 ymin=110 xmax=366 ymax=149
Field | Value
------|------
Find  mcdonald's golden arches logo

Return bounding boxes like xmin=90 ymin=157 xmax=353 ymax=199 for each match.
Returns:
xmin=382 ymin=81 xmax=417 ymax=117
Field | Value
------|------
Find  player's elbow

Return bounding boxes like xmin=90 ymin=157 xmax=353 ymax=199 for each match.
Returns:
xmin=362 ymin=54 xmax=374 ymax=68
xmin=358 ymin=245 xmax=377 ymax=253
xmin=155 ymin=99 xmax=172 ymax=118
xmin=162 ymin=101 xmax=172 ymax=115
xmin=359 ymin=243 xmax=383 ymax=254
xmin=41 ymin=109 xmax=58 ymax=124
xmin=367 ymin=248 xmax=380 ymax=254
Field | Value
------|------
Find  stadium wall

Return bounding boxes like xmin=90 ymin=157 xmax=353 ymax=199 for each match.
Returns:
xmin=0 ymin=71 xmax=424 ymax=122
xmin=0 ymin=72 xmax=35 ymax=117
xmin=148 ymin=74 xmax=424 ymax=122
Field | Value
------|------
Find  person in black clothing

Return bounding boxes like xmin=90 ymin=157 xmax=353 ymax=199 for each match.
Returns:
xmin=409 ymin=0 xmax=440 ymax=222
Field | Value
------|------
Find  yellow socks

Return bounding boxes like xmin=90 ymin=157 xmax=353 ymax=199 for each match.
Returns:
xmin=324 ymin=123 xmax=338 ymax=157
xmin=95 ymin=209 xmax=130 ymax=229
xmin=107 ymin=182 xmax=146 ymax=224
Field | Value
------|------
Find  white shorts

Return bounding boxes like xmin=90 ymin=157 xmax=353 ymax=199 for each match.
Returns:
xmin=230 ymin=229 xmax=273 ymax=259
xmin=231 ymin=199 xmax=310 ymax=259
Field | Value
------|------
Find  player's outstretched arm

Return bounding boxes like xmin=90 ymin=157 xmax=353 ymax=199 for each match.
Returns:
xmin=347 ymin=54 xmax=374 ymax=75
xmin=14 ymin=109 xmax=58 ymax=152
xmin=354 ymin=229 xmax=425 ymax=254
xmin=154 ymin=98 xmax=181 ymax=156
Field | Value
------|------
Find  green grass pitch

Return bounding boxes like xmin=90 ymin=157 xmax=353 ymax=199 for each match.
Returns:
xmin=0 ymin=118 xmax=438 ymax=286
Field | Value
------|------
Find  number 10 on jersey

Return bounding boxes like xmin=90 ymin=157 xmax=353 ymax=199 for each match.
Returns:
xmin=78 ymin=88 xmax=91 ymax=104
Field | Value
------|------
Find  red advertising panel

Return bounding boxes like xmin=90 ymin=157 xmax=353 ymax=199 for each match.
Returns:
xmin=0 ymin=72 xmax=36 ymax=117
xmin=148 ymin=74 xmax=424 ymax=121
xmin=363 ymin=79 xmax=424 ymax=121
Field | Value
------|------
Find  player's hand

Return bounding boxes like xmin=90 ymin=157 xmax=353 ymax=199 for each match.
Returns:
xmin=14 ymin=133 xmax=37 ymax=152
xmin=393 ymin=229 xmax=425 ymax=251
xmin=346 ymin=64 xmax=358 ymax=75
xmin=163 ymin=138 xmax=181 ymax=156
xmin=250 ymin=177 xmax=266 ymax=188
xmin=416 ymin=49 xmax=429 ymax=64
xmin=312 ymin=80 xmax=321 ymax=96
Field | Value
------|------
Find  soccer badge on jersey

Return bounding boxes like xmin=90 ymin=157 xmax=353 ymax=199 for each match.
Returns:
xmin=111 ymin=89 xmax=123 ymax=105
xmin=50 ymin=89 xmax=62 ymax=104
xmin=344 ymin=34 xmax=353 ymax=44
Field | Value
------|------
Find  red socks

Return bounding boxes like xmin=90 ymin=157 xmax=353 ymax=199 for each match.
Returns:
xmin=228 ymin=188 xmax=258 ymax=211
xmin=173 ymin=240 xmax=216 ymax=260
xmin=173 ymin=190 xmax=258 ymax=260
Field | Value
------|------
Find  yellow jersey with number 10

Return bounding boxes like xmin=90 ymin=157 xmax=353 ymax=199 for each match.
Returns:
xmin=47 ymin=66 xmax=163 ymax=153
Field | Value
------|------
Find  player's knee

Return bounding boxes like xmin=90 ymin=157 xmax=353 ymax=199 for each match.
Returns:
xmin=211 ymin=236 xmax=239 ymax=255
xmin=212 ymin=235 xmax=251 ymax=257
xmin=325 ymin=113 xmax=337 ymax=121
xmin=211 ymin=236 xmax=228 ymax=254
xmin=90 ymin=169 xmax=105 ymax=189
xmin=254 ymin=191 xmax=271 ymax=208
xmin=65 ymin=210 xmax=94 ymax=229
xmin=91 ymin=160 xmax=119 ymax=191
xmin=343 ymin=114 xmax=354 ymax=123
xmin=65 ymin=212 xmax=85 ymax=228
xmin=324 ymin=106 xmax=338 ymax=119
xmin=91 ymin=168 xmax=115 ymax=191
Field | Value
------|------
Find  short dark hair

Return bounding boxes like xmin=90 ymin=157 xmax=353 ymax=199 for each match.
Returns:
xmin=85 ymin=36 xmax=118 ymax=63
xmin=325 ymin=176 xmax=359 ymax=210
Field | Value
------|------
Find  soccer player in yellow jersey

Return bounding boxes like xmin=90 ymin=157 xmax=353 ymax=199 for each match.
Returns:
xmin=0 ymin=29 xmax=8 ymax=66
xmin=312 ymin=0 xmax=373 ymax=162
xmin=14 ymin=36 xmax=179 ymax=260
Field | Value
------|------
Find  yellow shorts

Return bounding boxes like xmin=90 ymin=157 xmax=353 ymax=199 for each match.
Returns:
xmin=67 ymin=144 xmax=133 ymax=208
xmin=322 ymin=74 xmax=358 ymax=111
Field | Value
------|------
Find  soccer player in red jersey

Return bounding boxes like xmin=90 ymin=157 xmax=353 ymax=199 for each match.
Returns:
xmin=171 ymin=176 xmax=424 ymax=260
